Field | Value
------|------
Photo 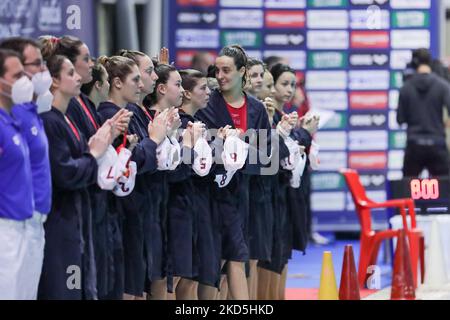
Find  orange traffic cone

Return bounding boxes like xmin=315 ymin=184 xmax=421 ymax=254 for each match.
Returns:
xmin=391 ymin=229 xmax=415 ymax=300
xmin=339 ymin=245 xmax=360 ymax=300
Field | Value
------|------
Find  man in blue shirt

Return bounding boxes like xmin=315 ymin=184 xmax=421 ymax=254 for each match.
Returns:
xmin=0 ymin=49 xmax=35 ymax=300
xmin=0 ymin=38 xmax=52 ymax=300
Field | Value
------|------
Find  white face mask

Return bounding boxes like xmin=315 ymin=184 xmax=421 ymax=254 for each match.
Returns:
xmin=32 ymin=70 xmax=52 ymax=95
xmin=36 ymin=90 xmax=54 ymax=114
xmin=0 ymin=75 xmax=35 ymax=105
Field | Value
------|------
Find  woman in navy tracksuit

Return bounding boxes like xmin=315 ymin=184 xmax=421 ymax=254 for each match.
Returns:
xmin=37 ymin=53 xmax=112 ymax=300
xmin=196 ymin=45 xmax=272 ymax=300
xmin=97 ymin=55 xmax=164 ymax=299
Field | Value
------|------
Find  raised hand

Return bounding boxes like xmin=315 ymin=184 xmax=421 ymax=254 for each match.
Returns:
xmin=148 ymin=109 xmax=169 ymax=144
xmin=89 ymin=119 xmax=113 ymax=158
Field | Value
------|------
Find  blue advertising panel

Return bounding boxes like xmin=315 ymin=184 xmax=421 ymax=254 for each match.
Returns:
xmin=0 ymin=0 xmax=97 ymax=56
xmin=166 ymin=0 xmax=440 ymax=231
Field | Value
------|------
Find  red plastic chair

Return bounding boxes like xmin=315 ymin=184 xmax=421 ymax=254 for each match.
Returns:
xmin=340 ymin=169 xmax=425 ymax=288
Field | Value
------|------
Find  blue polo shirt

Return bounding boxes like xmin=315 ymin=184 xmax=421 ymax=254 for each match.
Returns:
xmin=0 ymin=107 xmax=34 ymax=220
xmin=12 ymin=102 xmax=52 ymax=214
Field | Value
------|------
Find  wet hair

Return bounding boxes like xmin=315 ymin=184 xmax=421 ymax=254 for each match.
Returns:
xmin=218 ymin=44 xmax=248 ymax=87
xmin=0 ymin=37 xmax=41 ymax=63
xmin=39 ymin=35 xmax=84 ymax=63
xmin=97 ymin=55 xmax=136 ymax=86
xmin=0 ymin=49 xmax=21 ymax=77
xmin=46 ymin=55 xmax=69 ymax=79
xmin=411 ymin=48 xmax=432 ymax=69
xmin=263 ymin=56 xmax=284 ymax=71
xmin=81 ymin=61 xmax=108 ymax=96
xmin=206 ymin=64 xmax=216 ymax=78
xmin=247 ymin=58 xmax=264 ymax=70
xmin=270 ymin=63 xmax=296 ymax=84
xmin=116 ymin=49 xmax=147 ymax=66
xmin=145 ymin=63 xmax=178 ymax=106
xmin=179 ymin=69 xmax=204 ymax=92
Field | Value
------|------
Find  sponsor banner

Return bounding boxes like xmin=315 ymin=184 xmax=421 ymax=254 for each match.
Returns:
xmin=306 ymin=71 xmax=347 ymax=90
xmin=308 ymin=52 xmax=348 ymax=69
xmin=311 ymin=172 xmax=346 ymax=190
xmin=388 ymin=150 xmax=404 ymax=170
xmin=351 ymin=31 xmax=389 ymax=49
xmin=245 ymin=50 xmax=263 ymax=60
xmin=349 ymin=112 xmax=387 ymax=129
xmin=307 ymin=10 xmax=349 ymax=29
xmin=391 ymin=71 xmax=403 ymax=89
xmin=387 ymin=170 xmax=403 ymax=180
xmin=347 ymin=190 xmax=386 ymax=210
xmin=176 ymin=50 xmax=217 ymax=68
xmin=358 ymin=172 xmax=387 ymax=189
xmin=263 ymin=50 xmax=306 ymax=70
xmin=308 ymin=0 xmax=347 ymax=7
xmin=219 ymin=10 xmax=264 ymax=28
xmin=309 ymin=91 xmax=348 ymax=110
xmin=265 ymin=10 xmax=306 ymax=28
xmin=221 ymin=31 xmax=262 ymax=47
xmin=349 ymin=91 xmax=388 ymax=110
xmin=349 ymin=0 xmax=389 ymax=5
xmin=390 ymin=50 xmax=412 ymax=70
xmin=312 ymin=192 xmax=346 ymax=211
xmin=349 ymin=10 xmax=390 ymax=30
xmin=389 ymin=90 xmax=399 ymax=109
xmin=220 ymin=0 xmax=263 ymax=7
xmin=177 ymin=12 xmax=218 ymax=25
xmin=318 ymin=151 xmax=348 ymax=170
xmin=322 ymin=112 xmax=347 ymax=129
xmin=348 ymin=151 xmax=387 ymax=169
xmin=392 ymin=11 xmax=429 ymax=28
xmin=349 ymin=70 xmax=390 ymax=90
xmin=348 ymin=130 xmax=388 ymax=151
xmin=389 ymin=110 xmax=406 ymax=130
xmin=307 ymin=30 xmax=349 ymax=49
xmin=177 ymin=0 xmax=217 ymax=6
xmin=349 ymin=52 xmax=389 ymax=68
xmin=264 ymin=0 xmax=307 ymax=8
xmin=315 ymin=131 xmax=347 ymax=151
xmin=176 ymin=29 xmax=219 ymax=48
xmin=389 ymin=131 xmax=407 ymax=149
xmin=264 ymin=32 xmax=305 ymax=47
xmin=391 ymin=30 xmax=430 ymax=49
xmin=390 ymin=0 xmax=430 ymax=9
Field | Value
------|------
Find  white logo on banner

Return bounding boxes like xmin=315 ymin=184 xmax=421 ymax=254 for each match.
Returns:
xmin=312 ymin=192 xmax=346 ymax=211
xmin=349 ymin=70 xmax=389 ymax=90
xmin=350 ymin=9 xmax=390 ymax=29
xmin=264 ymin=0 xmax=306 ymax=8
xmin=389 ymin=90 xmax=399 ymax=110
xmin=220 ymin=0 xmax=263 ymax=6
xmin=349 ymin=130 xmax=388 ymax=151
xmin=309 ymin=91 xmax=348 ymax=110
xmin=307 ymin=31 xmax=349 ymax=49
xmin=350 ymin=54 xmax=388 ymax=66
xmin=351 ymin=0 xmax=389 ymax=4
xmin=176 ymin=29 xmax=219 ymax=48
xmin=390 ymin=50 xmax=413 ymax=69
xmin=315 ymin=131 xmax=347 ymax=151
xmin=219 ymin=10 xmax=263 ymax=28
xmin=350 ymin=114 xmax=386 ymax=127
xmin=317 ymin=151 xmax=347 ymax=170
xmin=388 ymin=150 xmax=404 ymax=170
xmin=265 ymin=34 xmax=305 ymax=46
xmin=390 ymin=0 xmax=430 ymax=9
xmin=391 ymin=30 xmax=430 ymax=49
xmin=263 ymin=50 xmax=306 ymax=70
xmin=307 ymin=10 xmax=348 ymax=29
xmin=178 ymin=12 xmax=217 ymax=24
xmin=306 ymin=71 xmax=348 ymax=90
